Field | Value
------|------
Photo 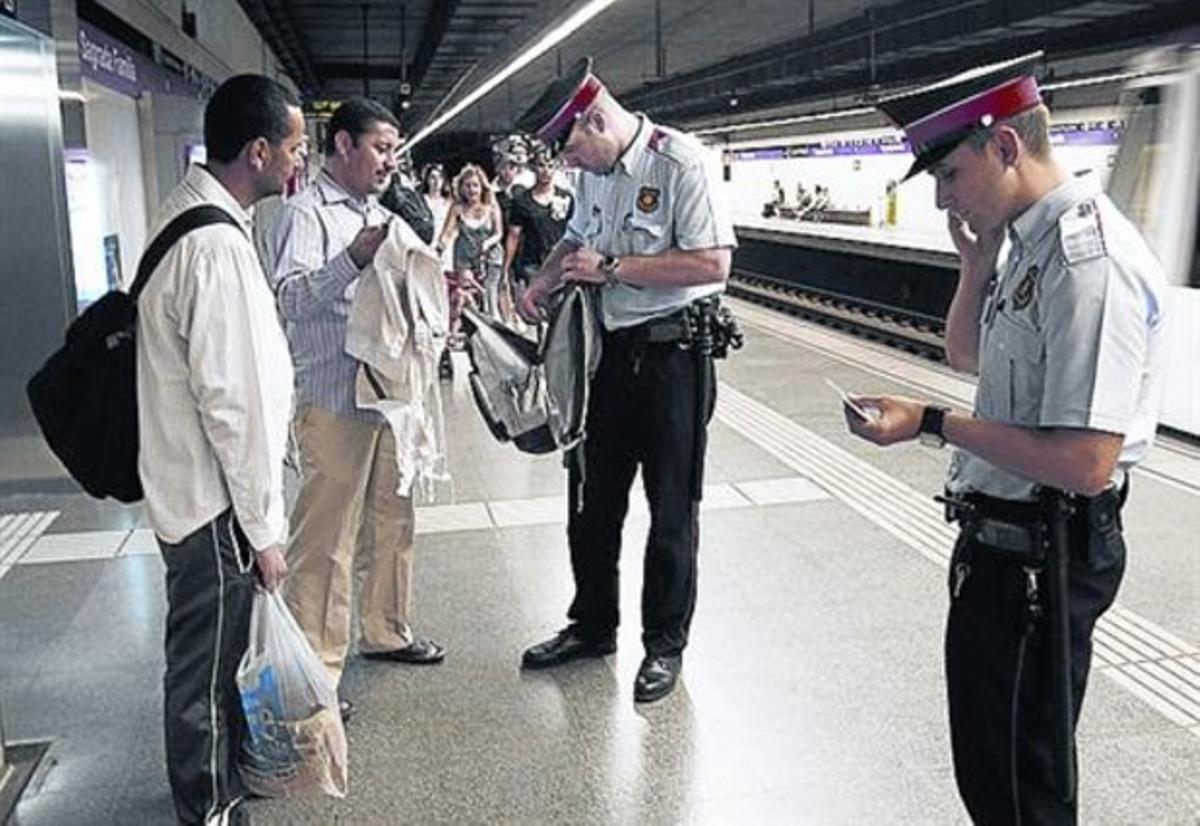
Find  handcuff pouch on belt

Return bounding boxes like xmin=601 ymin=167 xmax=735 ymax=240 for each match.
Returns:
xmin=632 ymin=297 xmax=745 ymax=357
xmin=682 ymin=297 xmax=744 ymax=359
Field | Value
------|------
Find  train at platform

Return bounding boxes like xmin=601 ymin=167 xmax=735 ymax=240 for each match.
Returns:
xmin=715 ymin=42 xmax=1200 ymax=439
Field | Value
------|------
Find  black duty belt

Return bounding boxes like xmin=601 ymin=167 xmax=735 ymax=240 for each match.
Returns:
xmin=606 ymin=297 xmax=744 ymax=357
xmin=607 ymin=310 xmax=690 ymax=346
xmin=938 ymin=484 xmax=1126 ymax=556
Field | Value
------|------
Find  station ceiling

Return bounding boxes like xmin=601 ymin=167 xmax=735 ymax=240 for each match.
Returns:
xmin=236 ymin=0 xmax=1198 ymax=135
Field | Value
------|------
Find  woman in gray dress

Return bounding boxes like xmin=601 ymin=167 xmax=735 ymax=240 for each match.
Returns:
xmin=437 ymin=163 xmax=504 ymax=323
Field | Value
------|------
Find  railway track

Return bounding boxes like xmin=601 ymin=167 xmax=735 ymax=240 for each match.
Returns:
xmin=730 ymin=268 xmax=1200 ymax=451
xmin=728 ymin=269 xmax=946 ymax=360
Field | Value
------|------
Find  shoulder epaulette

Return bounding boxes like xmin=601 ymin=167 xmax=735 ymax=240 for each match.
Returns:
xmin=1059 ymin=199 xmax=1108 ymax=264
xmin=645 ymin=127 xmax=693 ymax=167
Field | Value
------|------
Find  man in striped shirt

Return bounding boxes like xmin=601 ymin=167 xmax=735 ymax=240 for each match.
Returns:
xmin=264 ymin=99 xmax=445 ymax=716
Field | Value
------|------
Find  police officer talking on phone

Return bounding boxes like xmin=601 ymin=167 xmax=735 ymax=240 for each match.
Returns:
xmin=514 ymin=58 xmax=740 ymax=703
xmin=844 ymin=53 xmax=1166 ymax=822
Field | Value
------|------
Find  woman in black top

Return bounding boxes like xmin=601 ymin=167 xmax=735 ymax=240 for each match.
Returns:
xmin=503 ymin=146 xmax=575 ymax=313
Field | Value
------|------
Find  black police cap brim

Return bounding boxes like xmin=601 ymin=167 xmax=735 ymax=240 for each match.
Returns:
xmin=515 ymin=57 xmax=594 ymax=147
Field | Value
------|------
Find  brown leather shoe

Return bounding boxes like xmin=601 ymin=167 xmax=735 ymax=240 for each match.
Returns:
xmin=361 ymin=639 xmax=446 ymax=665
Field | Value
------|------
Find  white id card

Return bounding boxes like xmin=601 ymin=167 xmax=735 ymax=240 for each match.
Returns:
xmin=825 ymin=378 xmax=879 ymax=421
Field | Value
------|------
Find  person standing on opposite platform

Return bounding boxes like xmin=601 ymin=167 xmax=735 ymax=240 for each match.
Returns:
xmin=265 ymin=98 xmax=446 ymax=721
xmin=515 ymin=57 xmax=738 ymax=703
xmin=845 ymin=53 xmax=1165 ymax=823
xmin=137 ymin=74 xmax=305 ymax=825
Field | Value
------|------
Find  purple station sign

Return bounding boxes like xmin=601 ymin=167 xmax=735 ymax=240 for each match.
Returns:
xmin=77 ymin=21 xmax=212 ymax=99
xmin=732 ymin=122 xmax=1121 ymax=162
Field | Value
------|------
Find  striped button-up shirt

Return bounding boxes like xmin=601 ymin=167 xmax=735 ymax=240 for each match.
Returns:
xmin=264 ymin=170 xmax=389 ymax=422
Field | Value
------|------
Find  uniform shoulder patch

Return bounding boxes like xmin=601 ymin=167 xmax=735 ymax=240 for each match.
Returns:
xmin=644 ymin=126 xmax=693 ymax=167
xmin=1058 ymin=199 xmax=1108 ymax=264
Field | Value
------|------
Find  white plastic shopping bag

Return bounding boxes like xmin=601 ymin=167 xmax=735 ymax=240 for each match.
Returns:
xmin=236 ymin=590 xmax=348 ymax=798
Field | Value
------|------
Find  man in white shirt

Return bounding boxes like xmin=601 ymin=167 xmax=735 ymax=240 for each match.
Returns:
xmin=136 ymin=74 xmax=306 ymax=826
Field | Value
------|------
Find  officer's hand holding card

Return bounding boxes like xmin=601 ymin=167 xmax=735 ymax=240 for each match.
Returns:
xmin=826 ymin=378 xmax=880 ymax=422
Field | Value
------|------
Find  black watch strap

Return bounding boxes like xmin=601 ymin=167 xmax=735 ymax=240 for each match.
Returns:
xmin=919 ymin=405 xmax=949 ymax=447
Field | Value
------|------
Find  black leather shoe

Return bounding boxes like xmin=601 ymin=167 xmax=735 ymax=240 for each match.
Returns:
xmin=521 ymin=627 xmax=616 ymax=670
xmin=634 ymin=654 xmax=682 ymax=703
xmin=338 ymin=698 xmax=354 ymax=723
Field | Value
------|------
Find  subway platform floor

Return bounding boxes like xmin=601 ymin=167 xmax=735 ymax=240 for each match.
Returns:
xmin=1 ymin=298 xmax=1198 ymax=824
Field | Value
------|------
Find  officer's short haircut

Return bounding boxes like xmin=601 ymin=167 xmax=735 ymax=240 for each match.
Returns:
xmin=323 ymin=98 xmax=402 ymax=155
xmin=204 ymin=75 xmax=300 ymax=164
xmin=964 ymin=104 xmax=1051 ymax=159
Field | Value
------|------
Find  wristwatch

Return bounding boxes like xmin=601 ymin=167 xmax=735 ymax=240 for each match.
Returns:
xmin=918 ymin=405 xmax=950 ymax=448
xmin=600 ymin=254 xmax=621 ymax=284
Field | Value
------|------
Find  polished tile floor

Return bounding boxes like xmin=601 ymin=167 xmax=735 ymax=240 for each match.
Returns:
xmin=2 ymin=298 xmax=1198 ymax=824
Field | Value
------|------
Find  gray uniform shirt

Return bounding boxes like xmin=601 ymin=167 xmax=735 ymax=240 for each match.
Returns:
xmin=264 ymin=170 xmax=389 ymax=423
xmin=563 ymin=116 xmax=737 ymax=329
xmin=947 ymin=174 xmax=1167 ymax=500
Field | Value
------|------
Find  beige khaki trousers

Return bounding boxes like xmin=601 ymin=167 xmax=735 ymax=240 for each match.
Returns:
xmin=284 ymin=405 xmax=415 ymax=684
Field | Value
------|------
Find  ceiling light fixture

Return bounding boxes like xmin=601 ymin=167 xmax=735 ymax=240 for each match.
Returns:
xmin=401 ymin=0 xmax=622 ymax=152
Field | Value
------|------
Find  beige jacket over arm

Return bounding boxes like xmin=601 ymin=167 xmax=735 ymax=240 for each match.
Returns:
xmin=345 ymin=219 xmax=450 ymax=495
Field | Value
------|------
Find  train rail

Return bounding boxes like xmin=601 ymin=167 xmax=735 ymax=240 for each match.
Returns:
xmin=730 ymin=267 xmax=1200 ymax=451
xmin=728 ymin=268 xmax=947 ymax=360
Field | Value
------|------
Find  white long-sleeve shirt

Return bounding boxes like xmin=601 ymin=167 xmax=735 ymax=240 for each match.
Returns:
xmin=136 ymin=165 xmax=294 ymax=550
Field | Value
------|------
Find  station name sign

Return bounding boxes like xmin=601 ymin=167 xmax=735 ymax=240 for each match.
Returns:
xmin=78 ymin=25 xmax=140 ymax=96
xmin=76 ymin=21 xmax=214 ymax=100
xmin=731 ymin=121 xmax=1123 ymax=162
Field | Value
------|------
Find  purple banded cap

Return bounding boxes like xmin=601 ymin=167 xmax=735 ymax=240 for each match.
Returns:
xmin=516 ymin=57 xmax=605 ymax=156
xmin=877 ymin=52 xmax=1044 ymax=180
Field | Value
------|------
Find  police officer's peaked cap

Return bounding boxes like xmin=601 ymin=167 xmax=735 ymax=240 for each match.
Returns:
xmin=877 ymin=52 xmax=1044 ymax=180
xmin=516 ymin=57 xmax=605 ymax=155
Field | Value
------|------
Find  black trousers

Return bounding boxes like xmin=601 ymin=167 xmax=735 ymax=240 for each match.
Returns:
xmin=566 ymin=327 xmax=715 ymax=657
xmin=945 ymin=502 xmax=1126 ymax=825
xmin=160 ymin=509 xmax=255 ymax=825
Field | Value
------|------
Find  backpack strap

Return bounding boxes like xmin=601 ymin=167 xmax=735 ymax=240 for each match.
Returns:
xmin=129 ymin=204 xmax=241 ymax=300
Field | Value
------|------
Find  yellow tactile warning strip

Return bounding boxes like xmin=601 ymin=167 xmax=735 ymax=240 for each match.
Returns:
xmin=415 ymin=478 xmax=828 ymax=535
xmin=730 ymin=297 xmax=1200 ymax=496
xmin=716 ymin=381 xmax=1200 ymax=739
xmin=0 ymin=477 xmax=828 ymax=568
xmin=0 ymin=510 xmax=60 ymax=567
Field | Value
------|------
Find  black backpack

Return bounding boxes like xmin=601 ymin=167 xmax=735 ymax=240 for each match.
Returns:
xmin=26 ymin=205 xmax=239 ymax=502
xmin=379 ymin=177 xmax=436 ymax=244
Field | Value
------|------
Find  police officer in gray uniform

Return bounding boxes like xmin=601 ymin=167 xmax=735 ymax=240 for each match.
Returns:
xmin=846 ymin=53 xmax=1166 ymax=822
xmin=514 ymin=58 xmax=739 ymax=703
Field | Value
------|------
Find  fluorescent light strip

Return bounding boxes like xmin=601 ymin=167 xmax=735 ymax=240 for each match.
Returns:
xmin=402 ymin=0 xmax=621 ymax=152
xmin=694 ymin=69 xmax=1149 ymax=138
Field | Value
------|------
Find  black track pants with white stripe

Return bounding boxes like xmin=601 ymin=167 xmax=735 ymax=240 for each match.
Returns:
xmin=160 ymin=509 xmax=255 ymax=825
